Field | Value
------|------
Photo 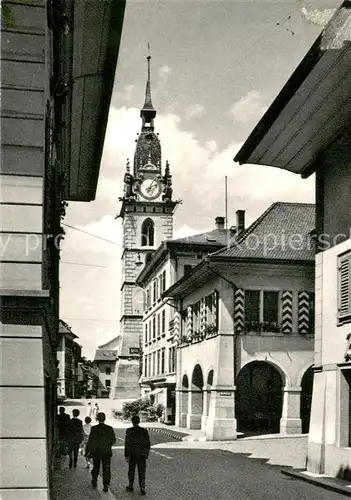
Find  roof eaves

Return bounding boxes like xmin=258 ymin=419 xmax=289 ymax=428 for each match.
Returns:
xmin=161 ymin=258 xmax=209 ymax=299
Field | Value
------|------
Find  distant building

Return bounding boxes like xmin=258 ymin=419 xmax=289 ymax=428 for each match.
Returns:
xmin=136 ymin=216 xmax=237 ymax=423
xmin=57 ymin=321 xmax=82 ymax=399
xmin=94 ymin=338 xmax=119 ymax=398
xmin=235 ymin=3 xmax=351 ymax=478
xmin=164 ymin=203 xmax=315 ymax=440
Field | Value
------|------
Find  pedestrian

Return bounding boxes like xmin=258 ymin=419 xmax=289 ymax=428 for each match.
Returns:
xmin=67 ymin=409 xmax=84 ymax=469
xmin=57 ymin=406 xmax=70 ymax=457
xmin=125 ymin=415 xmax=151 ymax=496
xmin=81 ymin=416 xmax=92 ymax=469
xmin=93 ymin=402 xmax=100 ymax=422
xmin=86 ymin=412 xmax=116 ymax=493
xmin=86 ymin=402 xmax=93 ymax=418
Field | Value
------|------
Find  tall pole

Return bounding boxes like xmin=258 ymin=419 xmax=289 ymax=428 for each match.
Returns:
xmin=225 ymin=176 xmax=229 ymax=248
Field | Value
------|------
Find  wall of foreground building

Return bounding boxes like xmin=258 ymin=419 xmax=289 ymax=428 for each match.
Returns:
xmin=308 ymin=238 xmax=351 ymax=478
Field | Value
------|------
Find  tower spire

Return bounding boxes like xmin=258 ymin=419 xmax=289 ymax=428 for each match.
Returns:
xmin=141 ymin=43 xmax=156 ymax=129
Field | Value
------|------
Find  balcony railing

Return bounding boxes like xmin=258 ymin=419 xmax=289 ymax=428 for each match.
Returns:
xmin=180 ymin=323 xmax=218 ymax=345
xmin=244 ymin=321 xmax=281 ymax=334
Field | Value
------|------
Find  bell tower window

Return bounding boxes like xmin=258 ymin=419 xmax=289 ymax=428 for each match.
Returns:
xmin=141 ymin=218 xmax=155 ymax=247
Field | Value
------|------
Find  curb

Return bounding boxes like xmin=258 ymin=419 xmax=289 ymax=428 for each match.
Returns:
xmin=182 ymin=436 xmax=207 ymax=442
xmin=146 ymin=427 xmax=188 ymax=441
xmin=281 ymin=468 xmax=351 ymax=497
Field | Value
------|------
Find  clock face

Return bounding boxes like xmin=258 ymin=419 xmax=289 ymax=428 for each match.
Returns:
xmin=140 ymin=177 xmax=162 ymax=200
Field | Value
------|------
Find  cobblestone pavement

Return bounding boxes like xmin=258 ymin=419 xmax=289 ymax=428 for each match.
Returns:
xmin=53 ymin=428 xmax=346 ymax=500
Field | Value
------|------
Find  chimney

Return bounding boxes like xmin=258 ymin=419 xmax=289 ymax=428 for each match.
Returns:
xmin=215 ymin=216 xmax=225 ymax=229
xmin=236 ymin=210 xmax=245 ymax=234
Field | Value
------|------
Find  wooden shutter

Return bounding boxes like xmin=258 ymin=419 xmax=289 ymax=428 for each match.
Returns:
xmin=234 ymin=288 xmax=244 ymax=333
xmin=339 ymin=253 xmax=351 ymax=320
xmin=281 ymin=291 xmax=293 ymax=334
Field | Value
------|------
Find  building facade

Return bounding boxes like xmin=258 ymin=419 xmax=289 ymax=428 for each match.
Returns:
xmin=93 ymin=338 xmax=119 ymax=398
xmin=111 ymin=55 xmax=178 ymax=400
xmin=57 ymin=320 xmax=82 ymax=399
xmin=164 ymin=203 xmax=315 ymax=440
xmin=136 ymin=216 xmax=236 ymax=423
xmin=235 ymin=2 xmax=351 ymax=478
xmin=0 ymin=1 xmax=125 ymax=498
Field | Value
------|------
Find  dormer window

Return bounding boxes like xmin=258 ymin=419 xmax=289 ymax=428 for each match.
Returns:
xmin=141 ymin=218 xmax=154 ymax=246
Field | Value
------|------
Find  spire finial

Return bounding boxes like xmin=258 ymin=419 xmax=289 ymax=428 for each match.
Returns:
xmin=141 ymin=44 xmax=156 ymax=126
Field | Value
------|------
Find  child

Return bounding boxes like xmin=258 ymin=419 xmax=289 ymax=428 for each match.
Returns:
xmin=82 ymin=416 xmax=92 ymax=468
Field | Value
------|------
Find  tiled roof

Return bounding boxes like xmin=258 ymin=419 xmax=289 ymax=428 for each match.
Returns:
xmin=214 ymin=202 xmax=315 ymax=261
xmin=59 ymin=320 xmax=78 ymax=339
xmin=173 ymin=228 xmax=234 ymax=247
xmin=93 ymin=349 xmax=118 ymax=362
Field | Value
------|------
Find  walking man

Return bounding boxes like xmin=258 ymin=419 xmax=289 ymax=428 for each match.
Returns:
xmin=68 ymin=409 xmax=84 ymax=468
xmin=57 ymin=406 xmax=70 ymax=456
xmin=86 ymin=412 xmax=116 ymax=493
xmin=125 ymin=415 xmax=151 ymax=496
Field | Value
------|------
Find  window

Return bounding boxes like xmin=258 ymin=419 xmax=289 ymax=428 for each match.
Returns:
xmin=160 ymin=270 xmax=166 ymax=293
xmin=161 ymin=309 xmax=166 ymax=334
xmin=338 ymin=252 xmax=351 ymax=324
xmin=144 ymin=323 xmax=148 ymax=346
xmin=152 ymin=279 xmax=157 ymax=303
xmin=152 ymin=315 xmax=156 ymax=340
xmin=206 ymin=291 xmax=218 ymax=327
xmin=192 ymin=301 xmax=201 ymax=332
xmin=157 ymin=350 xmax=160 ymax=375
xmin=244 ymin=290 xmax=280 ymax=331
xmin=144 ymin=355 xmax=148 ymax=377
xmin=245 ymin=290 xmax=260 ymax=323
xmin=105 ymin=380 xmax=111 ymax=389
xmin=157 ymin=313 xmax=161 ymax=338
xmin=184 ymin=265 xmax=192 ymax=276
xmin=148 ymin=354 xmax=151 ymax=377
xmin=161 ymin=348 xmax=165 ymax=374
xmin=168 ymin=346 xmax=176 ymax=373
xmin=263 ymin=291 xmax=279 ymax=324
xmin=141 ymin=218 xmax=154 ymax=246
xmin=146 ymin=288 xmax=151 ymax=309
xmin=152 ymin=352 xmax=156 ymax=376
xmin=105 ymin=366 xmax=111 ymax=375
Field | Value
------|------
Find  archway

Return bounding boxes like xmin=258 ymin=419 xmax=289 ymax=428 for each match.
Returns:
xmin=235 ymin=361 xmax=284 ymax=434
xmin=179 ymin=374 xmax=189 ymax=427
xmin=206 ymin=369 xmax=214 ymax=415
xmin=300 ymin=366 xmax=313 ymax=434
xmin=188 ymin=364 xmax=204 ymax=429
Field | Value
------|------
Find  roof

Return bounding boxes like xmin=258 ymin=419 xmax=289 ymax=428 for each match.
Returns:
xmin=234 ymin=2 xmax=351 ymax=176
xmin=214 ymin=202 xmax=315 ymax=261
xmin=136 ymin=228 xmax=235 ymax=286
xmin=164 ymin=202 xmax=315 ymax=299
xmin=173 ymin=228 xmax=233 ymax=246
xmin=93 ymin=350 xmax=118 ymax=362
xmin=59 ymin=320 xmax=78 ymax=339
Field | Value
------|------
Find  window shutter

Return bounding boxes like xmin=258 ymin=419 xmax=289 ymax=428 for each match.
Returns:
xmin=281 ymin=291 xmax=293 ymax=334
xmin=234 ymin=288 xmax=244 ymax=333
xmin=298 ymin=291 xmax=310 ymax=334
xmin=339 ymin=253 xmax=351 ymax=319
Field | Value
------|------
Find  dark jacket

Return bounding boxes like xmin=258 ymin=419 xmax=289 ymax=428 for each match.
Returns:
xmin=124 ymin=425 xmax=151 ymax=459
xmin=57 ymin=412 xmax=71 ymax=438
xmin=86 ymin=423 xmax=116 ymax=457
xmin=68 ymin=417 xmax=84 ymax=445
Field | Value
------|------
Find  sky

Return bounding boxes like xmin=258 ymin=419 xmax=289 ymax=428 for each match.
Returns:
xmin=60 ymin=0 xmax=340 ymax=359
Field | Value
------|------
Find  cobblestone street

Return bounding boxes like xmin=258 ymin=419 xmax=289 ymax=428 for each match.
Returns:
xmin=52 ymin=429 xmax=347 ymax=500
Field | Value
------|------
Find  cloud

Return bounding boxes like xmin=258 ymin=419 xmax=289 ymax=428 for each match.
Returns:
xmin=230 ymin=90 xmax=268 ymax=124
xmin=157 ymin=65 xmax=172 ymax=90
xmin=184 ymin=103 xmax=206 ymax=120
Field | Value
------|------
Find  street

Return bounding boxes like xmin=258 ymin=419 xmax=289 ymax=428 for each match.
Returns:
xmin=53 ymin=428 xmax=347 ymax=500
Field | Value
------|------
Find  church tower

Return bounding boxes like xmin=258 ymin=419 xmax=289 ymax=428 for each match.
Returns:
xmin=111 ymin=54 xmax=178 ymax=400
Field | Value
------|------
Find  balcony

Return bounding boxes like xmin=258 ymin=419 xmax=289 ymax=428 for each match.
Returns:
xmin=180 ymin=323 xmax=218 ymax=346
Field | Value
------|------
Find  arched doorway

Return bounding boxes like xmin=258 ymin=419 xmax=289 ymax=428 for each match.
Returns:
xmin=188 ymin=364 xmax=204 ymax=429
xmin=206 ymin=369 xmax=214 ymax=415
xmin=236 ymin=361 xmax=284 ymax=434
xmin=300 ymin=366 xmax=313 ymax=434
